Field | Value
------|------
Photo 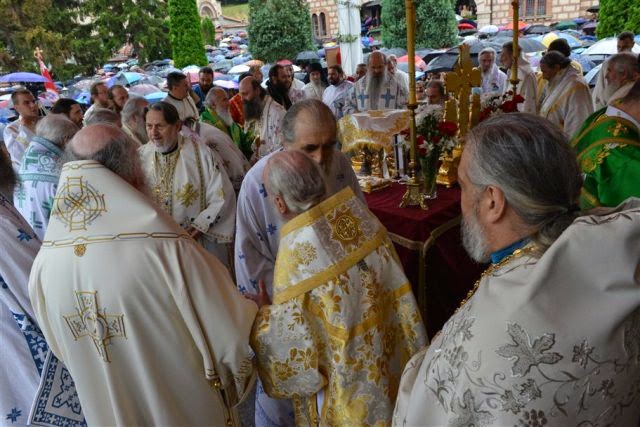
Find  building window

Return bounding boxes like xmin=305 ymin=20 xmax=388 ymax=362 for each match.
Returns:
xmin=521 ymin=0 xmax=546 ymax=17
xmin=312 ymin=14 xmax=320 ymax=38
xmin=320 ymin=12 xmax=328 ymax=37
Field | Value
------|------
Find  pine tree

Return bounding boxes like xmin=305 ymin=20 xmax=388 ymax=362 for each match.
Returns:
xmin=168 ymin=0 xmax=208 ymax=68
xmin=381 ymin=0 xmax=458 ymax=49
xmin=597 ymin=0 xmax=639 ymax=38
xmin=201 ymin=18 xmax=217 ymax=46
xmin=248 ymin=0 xmax=314 ymax=63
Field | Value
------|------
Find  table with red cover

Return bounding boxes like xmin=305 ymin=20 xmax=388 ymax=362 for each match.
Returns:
xmin=364 ymin=182 xmax=484 ymax=338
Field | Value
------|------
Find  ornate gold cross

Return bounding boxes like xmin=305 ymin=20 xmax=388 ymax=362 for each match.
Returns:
xmin=443 ymin=44 xmax=481 ymax=138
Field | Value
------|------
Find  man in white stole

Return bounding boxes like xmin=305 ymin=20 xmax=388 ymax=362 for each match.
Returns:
xmin=234 ymin=100 xmax=363 ymax=426
xmin=538 ymin=51 xmax=593 ymax=139
xmin=139 ymin=102 xmax=236 ymax=271
xmin=393 ymin=114 xmax=640 ymax=426
xmin=15 ymin=115 xmax=79 ymax=240
xmin=29 ymin=124 xmax=257 ymax=426
xmin=500 ymin=42 xmax=538 ymax=114
xmin=345 ymin=51 xmax=408 ymax=114
xmin=0 ymin=149 xmax=85 ymax=427
xmin=249 ymin=151 xmax=426 ymax=426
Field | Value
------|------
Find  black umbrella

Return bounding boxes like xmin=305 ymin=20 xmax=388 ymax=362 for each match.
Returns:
xmin=295 ymin=51 xmax=320 ymax=62
xmin=384 ymin=47 xmax=407 ymax=57
xmin=425 ymin=53 xmax=479 ymax=73
xmin=491 ymin=36 xmax=546 ymax=52
xmin=525 ymin=24 xmax=553 ymax=35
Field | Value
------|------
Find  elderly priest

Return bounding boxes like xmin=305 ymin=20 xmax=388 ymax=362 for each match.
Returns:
xmin=248 ymin=150 xmax=426 ymax=425
xmin=393 ymin=114 xmax=640 ymax=426
xmin=29 ymin=124 xmax=257 ymax=426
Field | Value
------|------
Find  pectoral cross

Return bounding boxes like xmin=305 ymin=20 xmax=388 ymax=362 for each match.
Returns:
xmin=381 ymin=88 xmax=396 ymax=108
xmin=357 ymin=91 xmax=369 ymax=108
xmin=444 ymin=43 xmax=481 ymax=137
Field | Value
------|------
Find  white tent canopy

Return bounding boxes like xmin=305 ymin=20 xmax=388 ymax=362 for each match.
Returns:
xmin=337 ymin=0 xmax=364 ymax=76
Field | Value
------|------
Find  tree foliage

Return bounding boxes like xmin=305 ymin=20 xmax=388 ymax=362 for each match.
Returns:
xmin=597 ymin=0 xmax=640 ymax=38
xmin=168 ymin=0 xmax=207 ymax=68
xmin=248 ymin=0 xmax=314 ymax=63
xmin=0 ymin=0 xmax=171 ymax=81
xmin=381 ymin=0 xmax=458 ymax=49
xmin=201 ymin=18 xmax=217 ymax=46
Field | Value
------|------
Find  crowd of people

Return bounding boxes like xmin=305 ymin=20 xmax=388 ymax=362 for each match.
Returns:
xmin=1 ymin=27 xmax=639 ymax=427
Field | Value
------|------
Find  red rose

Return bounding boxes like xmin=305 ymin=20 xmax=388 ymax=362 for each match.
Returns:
xmin=500 ymin=100 xmax=517 ymax=113
xmin=438 ymin=121 xmax=458 ymax=136
xmin=416 ymin=135 xmax=426 ymax=145
xmin=432 ymin=135 xmax=441 ymax=144
xmin=513 ymin=94 xmax=525 ymax=104
xmin=418 ymin=147 xmax=428 ymax=156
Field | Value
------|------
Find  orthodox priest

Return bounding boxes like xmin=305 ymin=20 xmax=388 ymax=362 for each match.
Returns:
xmin=249 ymin=151 xmax=426 ymax=425
xmin=234 ymin=99 xmax=363 ymax=426
xmin=139 ymin=102 xmax=236 ymax=271
xmin=572 ymin=80 xmax=640 ymax=209
xmin=393 ymin=114 xmax=640 ymax=426
xmin=29 ymin=124 xmax=257 ymax=426
xmin=345 ymin=51 xmax=408 ymax=113
xmin=15 ymin=115 xmax=79 ymax=240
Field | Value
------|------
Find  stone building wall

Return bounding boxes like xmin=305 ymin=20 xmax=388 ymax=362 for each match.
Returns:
xmin=475 ymin=0 xmax=596 ymax=28
xmin=306 ymin=0 xmax=340 ymax=41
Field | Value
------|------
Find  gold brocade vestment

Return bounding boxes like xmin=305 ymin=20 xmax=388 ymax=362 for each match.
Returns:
xmin=251 ymin=187 xmax=427 ymax=426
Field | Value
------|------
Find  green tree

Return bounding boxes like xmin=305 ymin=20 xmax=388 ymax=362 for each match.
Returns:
xmin=168 ymin=0 xmax=207 ymax=68
xmin=597 ymin=0 xmax=639 ymax=38
xmin=416 ymin=0 xmax=458 ymax=48
xmin=248 ymin=0 xmax=314 ymax=63
xmin=201 ymin=18 xmax=217 ymax=46
xmin=381 ymin=0 xmax=458 ymax=49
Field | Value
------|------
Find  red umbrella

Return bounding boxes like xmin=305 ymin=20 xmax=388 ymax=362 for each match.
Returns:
xmin=458 ymin=23 xmax=475 ymax=30
xmin=397 ymin=55 xmax=427 ymax=71
xmin=502 ymin=21 xmax=529 ymax=30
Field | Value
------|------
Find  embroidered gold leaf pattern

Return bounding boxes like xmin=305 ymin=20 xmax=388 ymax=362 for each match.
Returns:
xmin=175 ymin=183 xmax=199 ymax=207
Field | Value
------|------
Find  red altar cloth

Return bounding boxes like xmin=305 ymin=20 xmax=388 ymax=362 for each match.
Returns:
xmin=365 ymin=182 xmax=484 ymax=338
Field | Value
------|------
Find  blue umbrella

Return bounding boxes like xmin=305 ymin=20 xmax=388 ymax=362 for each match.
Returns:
xmin=557 ymin=32 xmax=583 ymax=49
xmin=0 ymin=72 xmax=51 ymax=83
xmin=74 ymin=91 xmax=91 ymax=106
xmin=107 ymin=71 xmax=144 ymax=88
xmin=144 ymin=91 xmax=167 ymax=103
xmin=570 ymin=53 xmax=595 ymax=73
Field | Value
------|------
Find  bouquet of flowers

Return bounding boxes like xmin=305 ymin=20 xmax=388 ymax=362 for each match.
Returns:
xmin=402 ymin=106 xmax=458 ymax=197
xmin=479 ymin=90 xmax=525 ymax=122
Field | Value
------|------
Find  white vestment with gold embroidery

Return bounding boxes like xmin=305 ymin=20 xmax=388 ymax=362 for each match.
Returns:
xmin=252 ymin=187 xmax=427 ymax=426
xmin=139 ymin=135 xmax=236 ymax=270
xmin=29 ymin=160 xmax=257 ymax=426
xmin=393 ymin=199 xmax=640 ymax=426
xmin=539 ymin=66 xmax=593 ymax=139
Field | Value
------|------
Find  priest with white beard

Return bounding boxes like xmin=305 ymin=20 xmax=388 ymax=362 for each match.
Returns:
xmin=29 ymin=124 xmax=257 ymax=426
xmin=345 ymin=51 xmax=408 ymax=113
xmin=234 ymin=99 xmax=364 ymax=426
xmin=393 ymin=114 xmax=640 ymax=426
xmin=121 ymin=97 xmax=150 ymax=146
xmin=302 ymin=62 xmax=327 ymax=100
xmin=138 ymin=102 xmax=237 ymax=271
xmin=479 ymin=48 xmax=508 ymax=96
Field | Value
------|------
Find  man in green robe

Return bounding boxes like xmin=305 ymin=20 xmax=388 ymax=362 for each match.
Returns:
xmin=572 ymin=80 xmax=640 ymax=209
xmin=200 ymin=87 xmax=252 ymax=160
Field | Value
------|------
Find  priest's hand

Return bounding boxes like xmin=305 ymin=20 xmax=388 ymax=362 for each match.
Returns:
xmin=245 ymin=280 xmax=271 ymax=309
xmin=187 ymin=226 xmax=202 ymax=240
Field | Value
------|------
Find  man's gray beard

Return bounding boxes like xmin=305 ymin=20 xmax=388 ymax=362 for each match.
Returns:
xmin=244 ymin=97 xmax=263 ymax=121
xmin=0 ymin=151 xmax=17 ymax=199
xmin=461 ymin=206 xmax=490 ymax=263
xmin=215 ymin=106 xmax=234 ymax=127
xmin=366 ymin=70 xmax=386 ymax=108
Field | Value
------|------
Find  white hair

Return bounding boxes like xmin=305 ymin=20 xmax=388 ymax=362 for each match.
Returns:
xmin=36 ymin=114 xmax=79 ymax=147
xmin=265 ymin=151 xmax=327 ymax=215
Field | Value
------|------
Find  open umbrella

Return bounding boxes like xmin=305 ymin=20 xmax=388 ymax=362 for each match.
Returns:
xmin=502 ymin=21 xmax=528 ymax=31
xmin=228 ymin=64 xmax=250 ymax=74
xmin=144 ymin=91 xmax=167 ymax=103
xmin=458 ymin=23 xmax=475 ymax=30
xmin=582 ymin=37 xmax=640 ymax=56
xmin=385 ymin=47 xmax=407 ymax=57
xmin=0 ymin=72 xmax=51 ymax=83
xmin=555 ymin=20 xmax=577 ymax=30
xmin=492 ymin=36 xmax=546 ymax=52
xmin=214 ymin=80 xmax=239 ymax=90
xmin=397 ymin=55 xmax=427 ymax=71
xmin=584 ymin=63 xmax=601 ymax=87
xmin=107 ymin=71 xmax=144 ymax=87
xmin=244 ymin=59 xmax=264 ymax=67
xmin=459 ymin=18 xmax=477 ymax=28
xmin=129 ymin=84 xmax=162 ymax=96
xmin=479 ymin=25 xmax=499 ymax=34
xmin=295 ymin=51 xmax=320 ymax=62
xmin=525 ymin=24 xmax=552 ymax=35
xmin=425 ymin=39 xmax=501 ymax=73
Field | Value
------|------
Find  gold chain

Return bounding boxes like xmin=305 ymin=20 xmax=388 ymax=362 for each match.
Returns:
xmin=153 ymin=147 xmax=181 ymax=213
xmin=455 ymin=244 xmax=536 ymax=315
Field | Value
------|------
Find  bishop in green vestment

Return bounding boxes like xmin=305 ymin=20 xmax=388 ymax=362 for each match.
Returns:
xmin=200 ymin=87 xmax=252 ymax=160
xmin=572 ymin=82 xmax=640 ymax=209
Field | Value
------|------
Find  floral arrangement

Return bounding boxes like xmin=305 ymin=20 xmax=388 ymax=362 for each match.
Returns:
xmin=479 ymin=91 xmax=525 ymax=122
